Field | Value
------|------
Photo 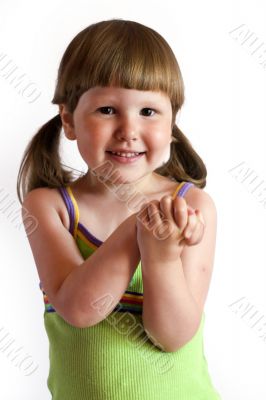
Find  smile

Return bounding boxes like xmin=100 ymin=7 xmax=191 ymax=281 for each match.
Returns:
xmin=106 ymin=151 xmax=146 ymax=163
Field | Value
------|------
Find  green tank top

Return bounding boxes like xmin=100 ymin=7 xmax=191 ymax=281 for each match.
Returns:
xmin=39 ymin=181 xmax=222 ymax=399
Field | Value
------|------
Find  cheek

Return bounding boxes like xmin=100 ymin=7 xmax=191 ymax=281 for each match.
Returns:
xmin=78 ymin=135 xmax=103 ymax=162
xmin=75 ymin=129 xmax=104 ymax=164
xmin=78 ymin=120 xmax=106 ymax=149
xmin=147 ymin=129 xmax=171 ymax=150
xmin=146 ymin=128 xmax=171 ymax=166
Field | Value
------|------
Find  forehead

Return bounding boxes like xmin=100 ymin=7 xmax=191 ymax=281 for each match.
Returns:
xmin=80 ymin=86 xmax=171 ymax=105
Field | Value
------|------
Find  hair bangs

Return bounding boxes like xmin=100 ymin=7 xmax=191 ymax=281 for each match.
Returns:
xmin=52 ymin=20 xmax=184 ymax=116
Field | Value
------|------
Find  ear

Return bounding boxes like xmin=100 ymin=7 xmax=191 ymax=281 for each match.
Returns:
xmin=59 ymin=104 xmax=76 ymax=141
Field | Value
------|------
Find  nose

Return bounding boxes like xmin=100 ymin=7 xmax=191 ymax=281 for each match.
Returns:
xmin=114 ymin=114 xmax=138 ymax=142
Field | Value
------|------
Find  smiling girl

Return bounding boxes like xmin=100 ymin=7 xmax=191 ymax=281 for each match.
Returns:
xmin=17 ymin=18 xmax=221 ymax=400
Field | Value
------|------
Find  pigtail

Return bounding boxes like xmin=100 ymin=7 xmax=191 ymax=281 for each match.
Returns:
xmin=155 ymin=124 xmax=207 ymax=188
xmin=16 ymin=114 xmax=74 ymax=204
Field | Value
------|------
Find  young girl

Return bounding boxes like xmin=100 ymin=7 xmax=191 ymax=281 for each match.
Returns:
xmin=17 ymin=19 xmax=221 ymax=400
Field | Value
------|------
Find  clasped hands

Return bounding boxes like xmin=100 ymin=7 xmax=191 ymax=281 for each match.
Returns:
xmin=135 ymin=195 xmax=205 ymax=263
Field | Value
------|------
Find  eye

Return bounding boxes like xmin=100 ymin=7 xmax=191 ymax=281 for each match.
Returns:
xmin=97 ymin=106 xmax=157 ymax=116
xmin=141 ymin=108 xmax=156 ymax=117
xmin=98 ymin=107 xmax=115 ymax=115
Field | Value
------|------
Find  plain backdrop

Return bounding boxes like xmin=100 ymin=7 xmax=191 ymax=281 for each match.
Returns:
xmin=0 ymin=0 xmax=266 ymax=399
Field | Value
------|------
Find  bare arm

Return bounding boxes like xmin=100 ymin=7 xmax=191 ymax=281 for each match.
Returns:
xmin=141 ymin=190 xmax=217 ymax=352
xmin=141 ymin=258 xmax=201 ymax=352
xmin=58 ymin=213 xmax=140 ymax=327
xmin=22 ymin=188 xmax=140 ymax=328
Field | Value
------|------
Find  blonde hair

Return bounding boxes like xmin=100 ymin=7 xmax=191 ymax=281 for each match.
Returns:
xmin=17 ymin=18 xmax=207 ymax=204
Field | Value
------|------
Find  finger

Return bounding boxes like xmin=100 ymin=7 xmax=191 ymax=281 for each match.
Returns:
xmin=160 ymin=195 xmax=173 ymax=216
xmin=147 ymin=201 xmax=161 ymax=229
xmin=195 ymin=209 xmax=205 ymax=226
xmin=191 ymin=209 xmax=206 ymax=244
xmin=187 ymin=205 xmax=196 ymax=215
xmin=183 ymin=212 xmax=198 ymax=239
xmin=173 ymin=196 xmax=188 ymax=232
xmin=185 ymin=220 xmax=205 ymax=246
xmin=136 ymin=202 xmax=149 ymax=227
xmin=152 ymin=197 xmax=174 ymax=240
xmin=184 ymin=206 xmax=207 ymax=241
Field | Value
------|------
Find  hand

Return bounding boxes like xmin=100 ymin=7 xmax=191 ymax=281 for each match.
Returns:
xmin=136 ymin=195 xmax=205 ymax=264
xmin=174 ymin=197 xmax=205 ymax=247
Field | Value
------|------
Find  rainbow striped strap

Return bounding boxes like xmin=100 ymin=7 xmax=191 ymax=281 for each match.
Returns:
xmin=172 ymin=181 xmax=195 ymax=199
xmin=58 ymin=186 xmax=79 ymax=240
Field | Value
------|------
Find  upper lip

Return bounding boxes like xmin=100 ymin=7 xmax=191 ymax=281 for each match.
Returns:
xmin=106 ymin=149 xmax=146 ymax=153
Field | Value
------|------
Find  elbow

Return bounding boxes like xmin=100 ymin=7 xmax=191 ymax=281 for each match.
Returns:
xmin=62 ymin=304 xmax=99 ymax=328
xmin=68 ymin=318 xmax=91 ymax=329
xmin=58 ymin=309 xmax=95 ymax=329
xmin=55 ymin=289 xmax=116 ymax=328
xmin=147 ymin=336 xmax=181 ymax=353
xmin=162 ymin=343 xmax=184 ymax=353
xmin=62 ymin=304 xmax=105 ymax=329
xmin=53 ymin=302 xmax=86 ymax=328
xmin=62 ymin=313 xmax=85 ymax=329
xmin=166 ymin=324 xmax=203 ymax=352
xmin=48 ymin=295 xmax=86 ymax=329
xmin=149 ymin=337 xmax=191 ymax=353
xmin=144 ymin=334 xmax=179 ymax=353
xmin=144 ymin=320 xmax=202 ymax=353
xmin=54 ymin=288 xmax=100 ymax=328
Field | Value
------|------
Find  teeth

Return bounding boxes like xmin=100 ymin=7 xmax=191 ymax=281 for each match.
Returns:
xmin=111 ymin=151 xmax=140 ymax=158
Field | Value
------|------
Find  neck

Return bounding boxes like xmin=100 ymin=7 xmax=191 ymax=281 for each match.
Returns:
xmin=79 ymin=169 xmax=160 ymax=206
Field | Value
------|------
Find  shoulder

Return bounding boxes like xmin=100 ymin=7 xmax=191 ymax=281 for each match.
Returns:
xmin=184 ymin=185 xmax=216 ymax=207
xmin=184 ymin=185 xmax=217 ymax=223
xmin=22 ymin=187 xmax=61 ymax=208
xmin=21 ymin=187 xmax=69 ymax=230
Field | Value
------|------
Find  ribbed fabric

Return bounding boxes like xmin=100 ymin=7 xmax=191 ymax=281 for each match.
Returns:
xmin=40 ymin=181 xmax=222 ymax=399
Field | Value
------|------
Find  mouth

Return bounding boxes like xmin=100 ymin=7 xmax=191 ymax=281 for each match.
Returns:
xmin=105 ymin=150 xmax=146 ymax=163
xmin=106 ymin=150 xmax=146 ymax=158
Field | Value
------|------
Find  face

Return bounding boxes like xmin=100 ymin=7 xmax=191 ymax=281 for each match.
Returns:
xmin=60 ymin=86 xmax=173 ymax=187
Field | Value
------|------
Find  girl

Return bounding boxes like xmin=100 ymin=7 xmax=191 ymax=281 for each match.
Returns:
xmin=17 ymin=19 xmax=221 ymax=400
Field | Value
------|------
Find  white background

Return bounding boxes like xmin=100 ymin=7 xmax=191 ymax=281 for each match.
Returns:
xmin=0 ymin=0 xmax=266 ymax=399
